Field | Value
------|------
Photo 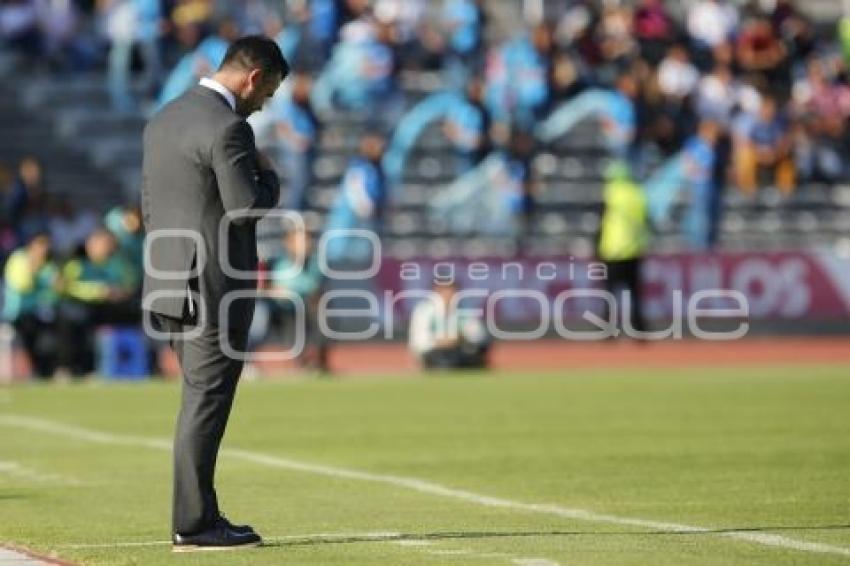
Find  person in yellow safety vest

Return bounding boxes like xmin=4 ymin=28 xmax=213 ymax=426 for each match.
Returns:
xmin=596 ymin=160 xmax=650 ymax=334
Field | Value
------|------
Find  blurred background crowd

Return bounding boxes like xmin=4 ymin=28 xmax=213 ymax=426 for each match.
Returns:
xmin=2 ymin=0 xmax=850 ymax=379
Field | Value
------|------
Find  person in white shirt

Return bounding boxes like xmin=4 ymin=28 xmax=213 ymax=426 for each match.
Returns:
xmin=658 ymin=44 xmax=699 ymax=100
xmin=687 ymin=0 xmax=739 ymax=50
xmin=408 ymin=280 xmax=489 ymax=370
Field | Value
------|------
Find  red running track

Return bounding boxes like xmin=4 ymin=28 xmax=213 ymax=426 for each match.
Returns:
xmin=238 ymin=337 xmax=850 ymax=377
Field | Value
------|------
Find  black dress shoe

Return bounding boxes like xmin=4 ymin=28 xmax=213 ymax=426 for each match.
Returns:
xmin=172 ymin=522 xmax=262 ymax=552
xmin=217 ymin=515 xmax=256 ymax=535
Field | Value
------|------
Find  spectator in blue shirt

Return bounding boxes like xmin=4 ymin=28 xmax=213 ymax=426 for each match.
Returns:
xmin=311 ymin=18 xmax=404 ymax=130
xmin=442 ymin=0 xmax=484 ymax=87
xmin=155 ymin=21 xmax=234 ymax=111
xmin=444 ymin=0 xmax=482 ymax=56
xmin=325 ymin=132 xmax=388 ymax=265
xmin=487 ymin=23 xmax=554 ymax=129
xmin=105 ymin=0 xmax=164 ymax=111
xmin=273 ymin=72 xmax=319 ymax=210
xmin=519 ymin=22 xmax=555 ymax=121
xmin=262 ymin=12 xmax=303 ymax=64
xmin=605 ymin=72 xmax=639 ymax=162
xmin=683 ymin=120 xmax=722 ymax=249
xmin=306 ymin=0 xmax=341 ymax=65
xmin=361 ymin=20 xmax=405 ymax=129
xmin=443 ymin=76 xmax=491 ymax=176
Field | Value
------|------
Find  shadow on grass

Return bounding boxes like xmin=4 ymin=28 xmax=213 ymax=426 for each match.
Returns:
xmin=261 ymin=525 xmax=850 ymax=548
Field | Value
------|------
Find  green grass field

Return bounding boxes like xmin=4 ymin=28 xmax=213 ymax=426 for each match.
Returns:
xmin=1 ymin=365 xmax=849 ymax=565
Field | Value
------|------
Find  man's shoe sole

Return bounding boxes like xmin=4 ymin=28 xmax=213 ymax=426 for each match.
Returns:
xmin=172 ymin=541 xmax=262 ymax=553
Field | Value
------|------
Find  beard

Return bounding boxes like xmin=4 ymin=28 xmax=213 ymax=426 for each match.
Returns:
xmin=234 ymin=99 xmax=252 ymax=118
xmin=235 ymin=94 xmax=264 ymax=118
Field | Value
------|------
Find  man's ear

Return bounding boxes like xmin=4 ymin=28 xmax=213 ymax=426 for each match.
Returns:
xmin=248 ymin=68 xmax=264 ymax=89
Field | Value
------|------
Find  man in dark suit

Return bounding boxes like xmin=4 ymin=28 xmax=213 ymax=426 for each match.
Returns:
xmin=141 ymin=36 xmax=288 ymax=551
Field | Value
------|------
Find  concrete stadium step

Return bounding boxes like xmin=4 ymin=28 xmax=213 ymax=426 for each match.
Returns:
xmin=0 ymin=74 xmax=126 ymax=213
xmin=55 ymin=109 xmax=146 ymax=139
xmin=19 ymin=75 xmax=148 ymax=110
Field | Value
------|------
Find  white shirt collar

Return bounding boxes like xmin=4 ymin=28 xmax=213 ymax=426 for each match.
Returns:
xmin=199 ymin=77 xmax=236 ymax=111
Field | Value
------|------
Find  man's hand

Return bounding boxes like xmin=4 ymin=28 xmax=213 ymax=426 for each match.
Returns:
xmin=257 ymin=151 xmax=275 ymax=172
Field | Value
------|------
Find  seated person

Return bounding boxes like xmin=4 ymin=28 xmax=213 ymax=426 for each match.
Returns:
xmin=253 ymin=227 xmax=327 ymax=372
xmin=2 ymin=232 xmax=61 ymax=378
xmin=734 ymin=95 xmax=796 ymax=194
xmin=735 ymin=17 xmax=787 ymax=85
xmin=408 ymin=281 xmax=489 ymax=371
xmin=58 ymin=228 xmax=141 ymax=375
xmin=793 ymin=58 xmax=850 ymax=182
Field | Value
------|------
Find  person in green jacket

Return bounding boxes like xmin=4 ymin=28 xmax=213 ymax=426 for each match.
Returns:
xmin=2 ymin=232 xmax=61 ymax=378
xmin=597 ymin=161 xmax=650 ymax=335
xmin=58 ymin=228 xmax=141 ymax=375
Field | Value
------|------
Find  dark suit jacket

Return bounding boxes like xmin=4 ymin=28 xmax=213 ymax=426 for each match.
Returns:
xmin=141 ymin=85 xmax=280 ymax=332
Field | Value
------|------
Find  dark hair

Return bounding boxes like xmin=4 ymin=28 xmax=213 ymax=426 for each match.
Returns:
xmin=26 ymin=230 xmax=50 ymax=245
xmin=219 ymin=35 xmax=289 ymax=82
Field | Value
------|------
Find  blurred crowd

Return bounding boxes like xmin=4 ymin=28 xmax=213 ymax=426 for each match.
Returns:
xmin=3 ymin=0 xmax=850 ymax=375
xmin=0 ymin=156 xmax=142 ymax=378
xmin=2 ymin=0 xmax=849 ymax=182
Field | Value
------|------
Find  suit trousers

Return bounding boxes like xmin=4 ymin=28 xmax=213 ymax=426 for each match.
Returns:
xmin=153 ymin=312 xmax=249 ymax=535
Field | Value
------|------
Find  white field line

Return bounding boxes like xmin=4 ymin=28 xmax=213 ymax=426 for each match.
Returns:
xmin=0 ymin=547 xmax=47 ymax=565
xmin=61 ymin=541 xmax=170 ymax=549
xmin=60 ymin=533 xmax=543 ymax=564
xmin=2 ymin=414 xmax=850 ymax=558
xmin=0 ymin=460 xmax=82 ymax=486
xmin=60 ymin=532 xmax=403 ymax=549
xmin=393 ymin=539 xmax=436 ymax=547
xmin=418 ymin=547 xmax=531 ymax=564
xmin=425 ymin=549 xmax=476 ymax=556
